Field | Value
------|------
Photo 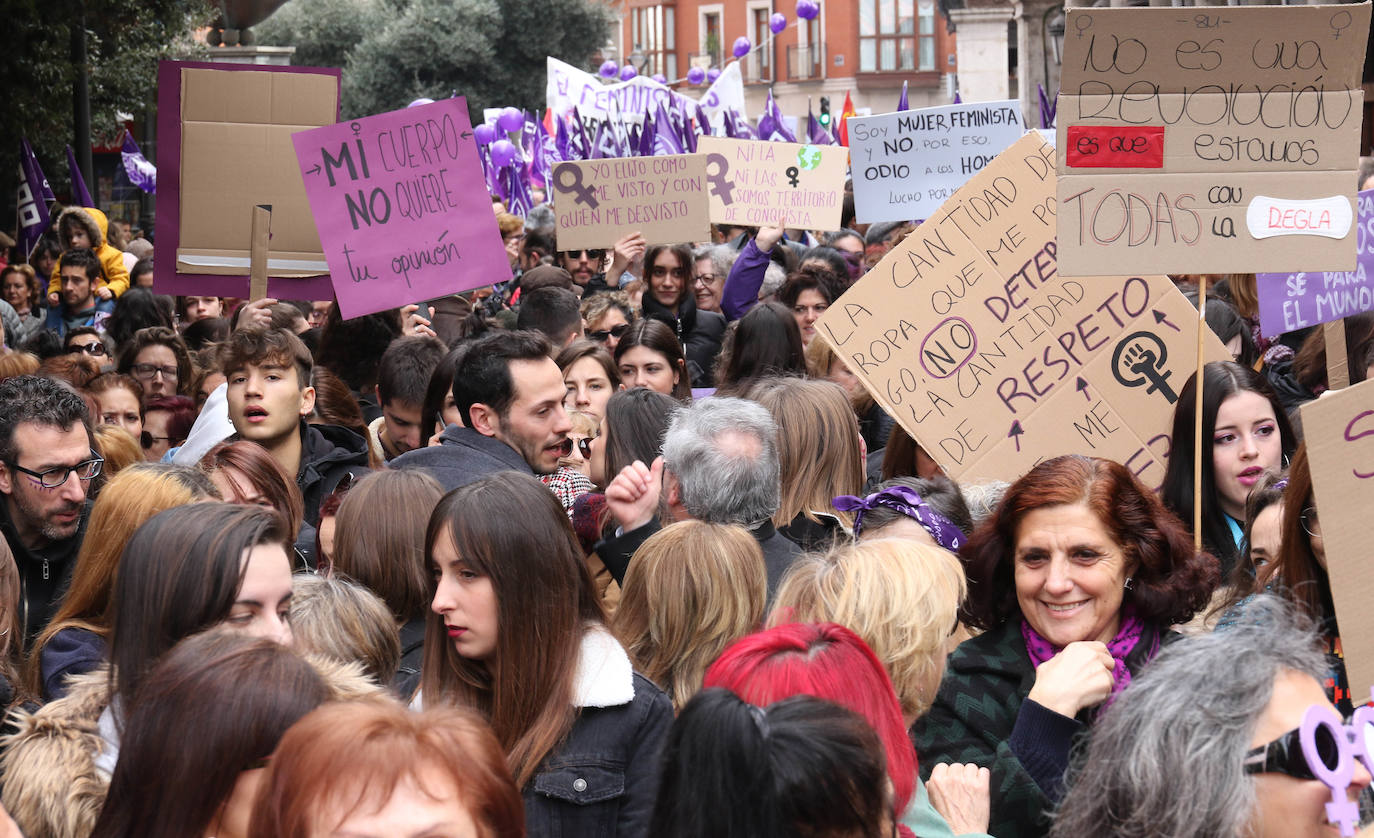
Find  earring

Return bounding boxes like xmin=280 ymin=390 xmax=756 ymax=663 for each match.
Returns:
xmin=1124 ymin=576 xmax=1134 ymax=591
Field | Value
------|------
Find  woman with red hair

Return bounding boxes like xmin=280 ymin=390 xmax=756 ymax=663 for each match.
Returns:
xmin=704 ymin=622 xmax=992 ymax=838
xmin=912 ymin=455 xmax=1218 ymax=838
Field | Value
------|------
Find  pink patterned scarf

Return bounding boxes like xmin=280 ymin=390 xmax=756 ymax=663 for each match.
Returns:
xmin=1020 ymin=605 xmax=1156 ymax=717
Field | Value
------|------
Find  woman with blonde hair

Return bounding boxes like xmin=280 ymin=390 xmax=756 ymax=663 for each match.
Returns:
xmin=613 ymin=521 xmax=767 ymax=712
xmin=288 ymin=574 xmax=402 ymax=687
xmin=770 ymin=538 xmax=966 ymax=725
xmin=745 ymin=377 xmax=864 ymax=549
xmin=91 ymin=426 xmax=142 ymax=478
xmin=25 ymin=463 xmax=219 ymax=700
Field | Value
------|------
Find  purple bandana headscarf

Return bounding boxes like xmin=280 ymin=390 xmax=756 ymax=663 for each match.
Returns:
xmin=832 ymin=486 xmax=965 ymax=551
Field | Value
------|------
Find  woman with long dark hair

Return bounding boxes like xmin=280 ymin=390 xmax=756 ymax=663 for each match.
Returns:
xmin=421 ymin=472 xmax=673 ymax=836
xmin=614 ymin=319 xmax=693 ymax=402
xmin=1 ymin=504 xmax=296 ymax=838
xmin=1160 ymin=360 xmax=1295 ymax=576
xmin=640 ymin=242 xmax=725 ymax=388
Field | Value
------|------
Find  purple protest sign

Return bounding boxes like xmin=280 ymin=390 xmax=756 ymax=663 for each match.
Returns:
xmin=291 ymin=97 xmax=511 ymax=320
xmin=1257 ymin=189 xmax=1374 ymax=337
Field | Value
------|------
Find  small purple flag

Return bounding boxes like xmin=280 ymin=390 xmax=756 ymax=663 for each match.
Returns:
xmin=653 ymin=103 xmax=684 ymax=156
xmin=807 ymin=110 xmax=833 ymax=145
xmin=952 ymin=91 xmax=962 ymax=105
xmin=121 ymin=133 xmax=157 ymax=194
xmin=1037 ymin=84 xmax=1058 ymax=130
xmin=897 ymin=81 xmax=909 ymax=112
xmin=66 ymin=145 xmax=94 ymax=207
xmin=555 ymin=116 xmax=572 ymax=162
xmin=17 ymin=138 xmax=54 ymax=261
xmin=638 ymin=116 xmax=656 ymax=157
xmin=571 ymin=109 xmax=592 ymax=161
xmin=763 ymin=90 xmax=797 ymax=143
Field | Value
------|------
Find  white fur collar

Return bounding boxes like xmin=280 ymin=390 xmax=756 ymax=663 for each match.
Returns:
xmin=572 ymin=624 xmax=635 ymax=708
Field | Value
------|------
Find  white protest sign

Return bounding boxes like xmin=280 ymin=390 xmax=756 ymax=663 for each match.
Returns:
xmin=849 ymin=100 xmax=1025 ymax=223
xmin=545 ymin=58 xmax=745 ymax=128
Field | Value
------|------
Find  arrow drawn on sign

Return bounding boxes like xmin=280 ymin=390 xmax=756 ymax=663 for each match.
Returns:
xmin=1076 ymin=377 xmax=1090 ymax=401
xmin=461 ymin=131 xmax=473 ymax=140
xmin=1152 ymin=309 xmax=1181 ymax=333
xmin=1008 ymin=420 xmax=1024 ymax=452
xmin=305 ymin=164 xmax=321 ymax=176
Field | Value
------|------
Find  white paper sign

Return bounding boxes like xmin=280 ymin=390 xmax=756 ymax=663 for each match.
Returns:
xmin=848 ymin=100 xmax=1025 ymax=223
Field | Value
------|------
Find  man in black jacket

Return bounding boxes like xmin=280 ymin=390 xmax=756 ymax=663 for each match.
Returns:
xmin=220 ymin=327 xmax=368 ymax=529
xmin=596 ymin=397 xmax=800 ymax=602
xmin=391 ymin=330 xmax=572 ymax=491
xmin=0 ymin=376 xmax=95 ymax=641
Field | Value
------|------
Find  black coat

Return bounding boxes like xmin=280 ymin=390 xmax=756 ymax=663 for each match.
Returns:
xmin=296 ymin=422 xmax=369 ymax=526
xmin=390 ymin=425 xmax=532 ymax=491
xmin=640 ymin=293 xmax=726 ymax=389
xmin=1 ymin=496 xmax=88 ymax=644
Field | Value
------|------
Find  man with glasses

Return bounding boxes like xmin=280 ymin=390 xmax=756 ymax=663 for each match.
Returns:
xmin=0 ymin=376 xmax=97 ymax=640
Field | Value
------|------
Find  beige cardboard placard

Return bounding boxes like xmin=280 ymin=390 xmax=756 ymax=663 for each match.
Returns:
xmin=696 ymin=136 xmax=848 ymax=231
xmin=551 ymin=156 xmax=711 ymax=250
xmin=1300 ymin=378 xmax=1374 ymax=701
xmin=1057 ymin=3 xmax=1370 ymax=276
xmin=816 ymin=133 xmax=1230 ymax=488
xmin=249 ymin=204 xmax=271 ymax=302
xmin=177 ymin=67 xmax=337 ymax=277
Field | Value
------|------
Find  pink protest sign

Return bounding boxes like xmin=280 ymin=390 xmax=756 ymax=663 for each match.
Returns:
xmin=291 ymin=97 xmax=510 ymax=319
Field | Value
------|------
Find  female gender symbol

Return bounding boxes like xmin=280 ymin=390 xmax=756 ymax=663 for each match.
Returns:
xmin=555 ymin=166 xmax=600 ymax=210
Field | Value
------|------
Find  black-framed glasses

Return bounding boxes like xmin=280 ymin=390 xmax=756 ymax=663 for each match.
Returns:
xmin=132 ymin=363 xmax=179 ymax=381
xmin=562 ymin=249 xmax=605 ymax=261
xmin=693 ymin=273 xmax=717 ymax=286
xmin=588 ymin=323 xmax=631 ymax=343
xmin=1244 ymin=722 xmax=1341 ymax=781
xmin=67 ymin=342 xmax=107 ymax=357
xmin=6 ymin=453 xmax=103 ymax=489
xmin=577 ymin=437 xmax=595 ymax=459
xmin=140 ymin=432 xmax=172 ymax=450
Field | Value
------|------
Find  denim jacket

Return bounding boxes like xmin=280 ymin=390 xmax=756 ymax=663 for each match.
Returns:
xmin=522 ymin=626 xmax=673 ymax=838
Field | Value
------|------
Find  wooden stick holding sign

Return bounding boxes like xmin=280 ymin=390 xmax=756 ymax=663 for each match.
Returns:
xmin=1326 ymin=319 xmax=1351 ymax=391
xmin=249 ymin=204 xmax=272 ymax=303
xmin=1194 ymin=279 xmax=1206 ymax=551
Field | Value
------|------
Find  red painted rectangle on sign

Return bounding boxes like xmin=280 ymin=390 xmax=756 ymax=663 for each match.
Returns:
xmin=1065 ymin=126 xmax=1166 ymax=168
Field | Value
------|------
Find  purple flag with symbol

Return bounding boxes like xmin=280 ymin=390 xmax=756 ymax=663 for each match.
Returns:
xmin=121 ymin=133 xmax=157 ymax=194
xmin=17 ymin=138 xmax=54 ymax=261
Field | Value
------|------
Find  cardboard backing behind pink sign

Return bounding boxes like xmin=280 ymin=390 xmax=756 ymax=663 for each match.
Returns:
xmin=154 ymin=60 xmax=340 ymax=300
xmin=290 ymin=97 xmax=510 ymax=320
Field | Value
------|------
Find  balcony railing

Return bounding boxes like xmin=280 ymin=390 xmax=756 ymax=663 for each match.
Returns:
xmin=786 ymin=44 xmax=825 ymax=81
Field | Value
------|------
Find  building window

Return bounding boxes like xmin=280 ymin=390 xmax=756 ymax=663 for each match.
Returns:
xmin=632 ymin=5 xmax=678 ymax=79
xmin=859 ymin=0 xmax=936 ymax=73
xmin=704 ymin=11 xmax=722 ymax=67
xmin=750 ymin=6 xmax=773 ymax=81
xmin=788 ymin=6 xmax=824 ymax=79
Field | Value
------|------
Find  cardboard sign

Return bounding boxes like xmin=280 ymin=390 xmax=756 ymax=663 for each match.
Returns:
xmin=696 ymin=137 xmax=848 ymax=230
xmin=848 ymin=100 xmax=1026 ymax=223
xmin=1056 ymin=3 xmax=1371 ymax=276
xmin=1301 ymin=377 xmax=1374 ymax=699
xmin=154 ymin=61 xmax=340 ymax=299
xmin=550 ymin=156 xmax=711 ymax=250
xmin=815 ymin=133 xmax=1230 ymax=488
xmin=1256 ymin=189 xmax=1374 ymax=337
xmin=291 ymin=97 xmax=510 ymax=320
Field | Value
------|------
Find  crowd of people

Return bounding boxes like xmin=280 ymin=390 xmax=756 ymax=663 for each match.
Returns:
xmin=0 ymin=191 xmax=1368 ymax=838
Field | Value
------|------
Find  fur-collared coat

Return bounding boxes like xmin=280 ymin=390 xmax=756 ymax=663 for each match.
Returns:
xmin=0 ymin=657 xmax=382 ymax=838
xmin=46 ymin=206 xmax=130 ymax=299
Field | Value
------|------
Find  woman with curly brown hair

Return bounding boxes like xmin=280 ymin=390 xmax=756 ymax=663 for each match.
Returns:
xmin=911 ymin=454 xmax=1219 ymax=838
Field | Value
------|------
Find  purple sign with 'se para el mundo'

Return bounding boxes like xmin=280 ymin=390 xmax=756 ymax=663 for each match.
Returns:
xmin=1256 ymin=189 xmax=1374 ymax=338
xmin=291 ymin=97 xmax=510 ymax=320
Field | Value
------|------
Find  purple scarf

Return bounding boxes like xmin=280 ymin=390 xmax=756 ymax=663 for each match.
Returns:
xmin=1020 ymin=605 xmax=1156 ymax=716
xmin=832 ymin=486 xmax=965 ymax=551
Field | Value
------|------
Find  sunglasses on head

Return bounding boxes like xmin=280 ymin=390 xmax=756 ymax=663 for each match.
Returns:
xmin=588 ymin=323 xmax=631 ymax=343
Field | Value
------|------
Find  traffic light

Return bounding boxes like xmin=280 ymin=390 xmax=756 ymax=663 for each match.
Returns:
xmin=819 ymin=96 xmax=831 ymax=127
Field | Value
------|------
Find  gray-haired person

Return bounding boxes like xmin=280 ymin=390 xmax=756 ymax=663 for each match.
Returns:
xmin=596 ymin=396 xmax=800 ymax=602
xmin=1051 ymin=594 xmax=1370 ymax=838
